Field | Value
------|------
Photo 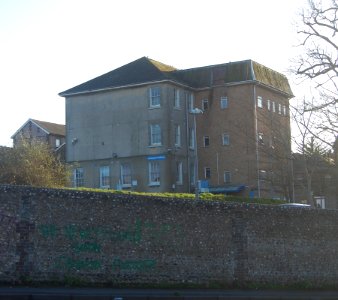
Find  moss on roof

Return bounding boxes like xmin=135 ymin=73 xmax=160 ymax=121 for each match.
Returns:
xmin=149 ymin=58 xmax=176 ymax=72
xmin=253 ymin=62 xmax=293 ymax=96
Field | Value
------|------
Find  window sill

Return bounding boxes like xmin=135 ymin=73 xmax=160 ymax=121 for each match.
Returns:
xmin=149 ymin=106 xmax=161 ymax=110
xmin=149 ymin=183 xmax=160 ymax=187
xmin=148 ymin=145 xmax=162 ymax=148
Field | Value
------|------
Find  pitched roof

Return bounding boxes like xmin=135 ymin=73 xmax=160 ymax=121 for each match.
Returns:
xmin=31 ymin=119 xmax=65 ymax=136
xmin=59 ymin=57 xmax=177 ymax=96
xmin=59 ymin=57 xmax=293 ymax=97
xmin=11 ymin=119 xmax=65 ymax=139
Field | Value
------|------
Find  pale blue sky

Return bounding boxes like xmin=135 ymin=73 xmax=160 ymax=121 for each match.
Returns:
xmin=0 ymin=0 xmax=307 ymax=146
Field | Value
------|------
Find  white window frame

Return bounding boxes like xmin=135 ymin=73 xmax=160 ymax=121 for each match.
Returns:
xmin=278 ymin=103 xmax=282 ymax=114
xmin=202 ymin=99 xmax=209 ymax=111
xmin=73 ymin=168 xmax=84 ymax=187
xmin=272 ymin=101 xmax=276 ymax=113
xmin=121 ymin=163 xmax=132 ymax=187
xmin=203 ymin=136 xmax=210 ymax=147
xmin=176 ymin=161 xmax=183 ymax=185
xmin=257 ymin=96 xmax=263 ymax=108
xmin=283 ymin=105 xmax=287 ymax=115
xmin=174 ymin=124 xmax=181 ymax=147
xmin=222 ymin=133 xmax=230 ymax=146
xmin=204 ymin=167 xmax=211 ymax=179
xmin=99 ymin=166 xmax=110 ymax=189
xmin=188 ymin=93 xmax=194 ymax=112
xmin=267 ymin=99 xmax=271 ymax=111
xmin=258 ymin=132 xmax=264 ymax=145
xmin=189 ymin=127 xmax=195 ymax=149
xmin=149 ymin=161 xmax=160 ymax=186
xmin=190 ymin=163 xmax=195 ymax=185
xmin=224 ymin=171 xmax=231 ymax=183
xmin=174 ymin=89 xmax=180 ymax=109
xmin=150 ymin=124 xmax=162 ymax=146
xmin=55 ymin=138 xmax=61 ymax=148
xmin=220 ymin=96 xmax=228 ymax=109
xmin=149 ymin=87 xmax=161 ymax=108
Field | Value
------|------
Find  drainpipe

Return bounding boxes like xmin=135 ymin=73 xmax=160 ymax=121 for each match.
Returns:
xmin=252 ymin=61 xmax=260 ymax=198
xmin=185 ymin=92 xmax=191 ymax=193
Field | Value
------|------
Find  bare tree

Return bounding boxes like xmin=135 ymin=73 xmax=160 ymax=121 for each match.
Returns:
xmin=291 ymin=99 xmax=335 ymax=206
xmin=294 ymin=0 xmax=338 ymax=143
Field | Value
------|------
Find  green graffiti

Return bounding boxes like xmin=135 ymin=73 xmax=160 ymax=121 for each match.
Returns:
xmin=38 ymin=218 xmax=184 ymax=245
xmin=112 ymin=258 xmax=156 ymax=272
xmin=55 ymin=256 xmax=101 ymax=271
xmin=72 ymin=242 xmax=101 ymax=253
xmin=38 ymin=224 xmax=58 ymax=238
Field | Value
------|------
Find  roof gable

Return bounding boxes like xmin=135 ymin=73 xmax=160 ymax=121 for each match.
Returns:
xmin=11 ymin=119 xmax=65 ymax=139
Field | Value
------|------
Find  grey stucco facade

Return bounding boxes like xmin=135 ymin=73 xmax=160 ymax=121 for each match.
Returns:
xmin=66 ymin=82 xmax=196 ymax=192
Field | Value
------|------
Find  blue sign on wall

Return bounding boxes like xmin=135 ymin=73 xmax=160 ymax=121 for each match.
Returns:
xmin=147 ymin=155 xmax=166 ymax=161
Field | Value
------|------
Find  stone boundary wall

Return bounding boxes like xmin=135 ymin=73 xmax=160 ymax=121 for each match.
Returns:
xmin=0 ymin=184 xmax=338 ymax=288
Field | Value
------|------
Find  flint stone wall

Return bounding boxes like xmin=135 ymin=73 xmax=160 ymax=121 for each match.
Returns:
xmin=0 ymin=184 xmax=337 ymax=287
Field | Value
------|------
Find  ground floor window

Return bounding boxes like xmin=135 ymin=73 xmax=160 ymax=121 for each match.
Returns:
xmin=149 ymin=161 xmax=160 ymax=185
xmin=121 ymin=163 xmax=132 ymax=187
xmin=204 ymin=167 xmax=211 ymax=179
xmin=73 ymin=168 xmax=84 ymax=187
xmin=176 ymin=161 xmax=183 ymax=184
xmin=99 ymin=166 xmax=110 ymax=188
xmin=190 ymin=162 xmax=195 ymax=185
xmin=224 ymin=171 xmax=231 ymax=183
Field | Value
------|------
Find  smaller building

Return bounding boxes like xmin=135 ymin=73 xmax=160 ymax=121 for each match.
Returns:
xmin=293 ymin=153 xmax=337 ymax=209
xmin=11 ymin=118 xmax=66 ymax=160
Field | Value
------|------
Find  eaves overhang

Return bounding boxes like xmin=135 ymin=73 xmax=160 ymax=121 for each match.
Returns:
xmin=58 ymin=79 xmax=194 ymax=98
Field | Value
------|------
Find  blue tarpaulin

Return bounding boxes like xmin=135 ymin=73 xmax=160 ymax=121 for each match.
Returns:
xmin=209 ymin=185 xmax=245 ymax=194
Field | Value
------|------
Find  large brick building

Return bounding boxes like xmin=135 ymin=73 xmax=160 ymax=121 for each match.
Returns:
xmin=59 ymin=57 xmax=293 ymax=199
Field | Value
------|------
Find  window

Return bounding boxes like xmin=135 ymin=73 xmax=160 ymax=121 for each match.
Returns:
xmin=267 ymin=99 xmax=271 ymax=111
xmin=55 ymin=138 xmax=61 ymax=148
xmin=100 ymin=166 xmax=110 ymax=188
xmin=150 ymin=124 xmax=161 ymax=146
xmin=258 ymin=132 xmax=264 ymax=145
xmin=220 ymin=96 xmax=228 ymax=109
xmin=203 ymin=136 xmax=210 ymax=147
xmin=121 ymin=163 xmax=132 ymax=187
xmin=315 ymin=196 xmax=325 ymax=209
xmin=174 ymin=124 xmax=181 ymax=147
xmin=224 ymin=171 xmax=231 ymax=183
xmin=257 ymin=96 xmax=263 ymax=108
xmin=73 ymin=168 xmax=84 ymax=187
xmin=149 ymin=87 xmax=160 ymax=108
xmin=176 ymin=161 xmax=183 ymax=184
xmin=187 ymin=93 xmax=194 ymax=111
xmin=222 ymin=134 xmax=230 ymax=146
xmin=283 ymin=105 xmax=287 ymax=116
xmin=189 ymin=127 xmax=195 ymax=149
xmin=272 ymin=101 xmax=276 ymax=113
xmin=202 ymin=99 xmax=209 ymax=111
xmin=174 ymin=89 xmax=180 ymax=108
xmin=204 ymin=167 xmax=211 ymax=179
xmin=190 ymin=163 xmax=195 ymax=185
xmin=278 ymin=103 xmax=282 ymax=114
xmin=149 ymin=161 xmax=160 ymax=185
